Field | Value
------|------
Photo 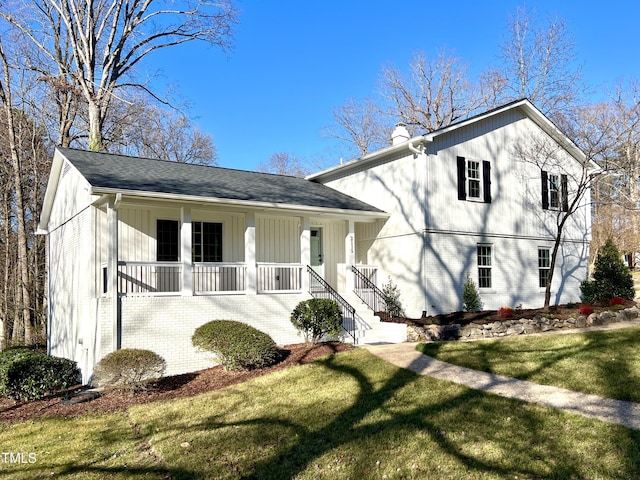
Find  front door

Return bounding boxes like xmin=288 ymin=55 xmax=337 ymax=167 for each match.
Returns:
xmin=310 ymin=227 xmax=324 ymax=278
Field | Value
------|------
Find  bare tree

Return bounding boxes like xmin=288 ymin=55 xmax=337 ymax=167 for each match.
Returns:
xmin=513 ymin=104 xmax=610 ymax=307
xmin=1 ymin=0 xmax=237 ymax=151
xmin=380 ymin=50 xmax=489 ymax=134
xmin=107 ymin=100 xmax=218 ymax=165
xmin=492 ymin=5 xmax=583 ymax=126
xmin=0 ymin=40 xmax=34 ymax=343
xmin=325 ymin=97 xmax=388 ymax=158
xmin=257 ymin=152 xmax=309 ymax=178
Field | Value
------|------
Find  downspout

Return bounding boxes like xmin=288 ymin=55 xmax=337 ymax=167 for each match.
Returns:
xmin=407 ymin=138 xmax=429 ymax=316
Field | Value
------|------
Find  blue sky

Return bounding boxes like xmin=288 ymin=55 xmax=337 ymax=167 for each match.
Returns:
xmin=150 ymin=1 xmax=640 ymax=172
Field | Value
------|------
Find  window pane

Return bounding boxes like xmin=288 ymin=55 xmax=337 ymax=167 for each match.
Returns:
xmin=477 ymin=245 xmax=492 ymax=288
xmin=549 ymin=175 xmax=559 ymax=209
xmin=157 ymin=220 xmax=179 ymax=261
xmin=192 ymin=222 xmax=222 ymax=262
xmin=538 ymin=248 xmax=550 ymax=287
xmin=202 ymin=222 xmax=223 ymax=262
xmin=468 ymin=161 xmax=480 ymax=198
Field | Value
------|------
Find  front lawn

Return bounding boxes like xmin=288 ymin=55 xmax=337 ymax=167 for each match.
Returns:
xmin=418 ymin=325 xmax=640 ymax=402
xmin=2 ymin=348 xmax=640 ymax=479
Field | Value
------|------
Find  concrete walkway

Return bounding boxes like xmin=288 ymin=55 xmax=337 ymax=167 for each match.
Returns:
xmin=363 ymin=342 xmax=640 ymax=430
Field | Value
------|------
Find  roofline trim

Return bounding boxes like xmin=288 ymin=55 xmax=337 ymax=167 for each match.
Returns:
xmin=90 ymin=187 xmax=389 ymax=219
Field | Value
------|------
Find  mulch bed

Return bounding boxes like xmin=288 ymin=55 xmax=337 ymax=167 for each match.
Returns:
xmin=0 ymin=342 xmax=353 ymax=425
xmin=380 ymin=300 xmax=637 ymax=328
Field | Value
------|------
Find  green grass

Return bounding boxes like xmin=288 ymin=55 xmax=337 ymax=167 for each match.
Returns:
xmin=2 ymin=348 xmax=640 ymax=479
xmin=418 ymin=325 xmax=640 ymax=402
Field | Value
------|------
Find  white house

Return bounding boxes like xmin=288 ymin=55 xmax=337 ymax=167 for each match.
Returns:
xmin=308 ymin=99 xmax=592 ymax=317
xmin=37 ymin=99 xmax=591 ymax=381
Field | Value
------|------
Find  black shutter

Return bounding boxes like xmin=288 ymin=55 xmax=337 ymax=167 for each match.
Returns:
xmin=561 ymin=174 xmax=569 ymax=212
xmin=482 ymin=160 xmax=491 ymax=203
xmin=457 ymin=156 xmax=466 ymax=200
xmin=541 ymin=170 xmax=549 ymax=210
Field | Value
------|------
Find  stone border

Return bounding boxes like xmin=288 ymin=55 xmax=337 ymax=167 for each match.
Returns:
xmin=407 ymin=306 xmax=640 ymax=342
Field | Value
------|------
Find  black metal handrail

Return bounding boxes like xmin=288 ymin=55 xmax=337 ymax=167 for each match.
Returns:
xmin=351 ymin=265 xmax=386 ymax=314
xmin=307 ymin=266 xmax=356 ymax=342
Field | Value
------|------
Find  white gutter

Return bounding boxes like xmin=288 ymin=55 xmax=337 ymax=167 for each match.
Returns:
xmin=307 ymin=134 xmax=432 ymax=181
xmin=89 ymin=187 xmax=389 ymax=220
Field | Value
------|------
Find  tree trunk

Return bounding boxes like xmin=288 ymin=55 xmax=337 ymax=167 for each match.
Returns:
xmin=88 ymin=100 xmax=103 ymax=151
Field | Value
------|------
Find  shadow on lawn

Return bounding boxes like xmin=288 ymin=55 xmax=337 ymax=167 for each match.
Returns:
xmin=200 ymin=349 xmax=640 ymax=479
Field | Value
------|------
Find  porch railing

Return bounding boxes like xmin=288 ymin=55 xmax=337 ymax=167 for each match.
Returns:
xmin=117 ymin=261 xmax=181 ymax=294
xmin=257 ymin=263 xmax=303 ymax=293
xmin=194 ymin=263 xmax=246 ymax=293
xmin=351 ymin=265 xmax=385 ymax=313
xmin=307 ymin=266 xmax=356 ymax=342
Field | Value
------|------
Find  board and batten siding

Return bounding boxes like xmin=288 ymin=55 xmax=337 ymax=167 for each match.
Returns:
xmin=425 ymin=111 xmax=590 ymax=241
xmin=103 ymin=206 xmax=246 ymax=263
xmin=256 ymin=215 xmax=300 ymax=263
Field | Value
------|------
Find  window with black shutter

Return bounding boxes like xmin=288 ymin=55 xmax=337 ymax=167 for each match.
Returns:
xmin=457 ymin=156 xmax=491 ymax=203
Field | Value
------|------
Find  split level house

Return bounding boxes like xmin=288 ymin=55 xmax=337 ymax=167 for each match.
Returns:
xmin=38 ymin=99 xmax=592 ymax=381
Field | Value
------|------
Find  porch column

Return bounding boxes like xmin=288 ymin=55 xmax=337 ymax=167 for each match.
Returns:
xmin=181 ymin=206 xmax=192 ymax=296
xmin=300 ymin=216 xmax=310 ymax=291
xmin=107 ymin=194 xmax=120 ymax=351
xmin=245 ymin=212 xmax=256 ymax=294
xmin=345 ymin=219 xmax=355 ymax=265
xmin=345 ymin=219 xmax=356 ymax=292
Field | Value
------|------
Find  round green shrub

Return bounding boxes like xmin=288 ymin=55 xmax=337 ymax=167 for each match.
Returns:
xmin=192 ymin=320 xmax=280 ymax=371
xmin=290 ymin=298 xmax=343 ymax=344
xmin=93 ymin=349 xmax=166 ymax=392
xmin=3 ymin=354 xmax=80 ymax=401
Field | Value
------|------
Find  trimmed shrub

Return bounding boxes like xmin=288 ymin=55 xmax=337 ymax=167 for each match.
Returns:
xmin=590 ymin=239 xmax=635 ymax=303
xmin=462 ymin=273 xmax=482 ymax=312
xmin=192 ymin=321 xmax=280 ymax=371
xmin=290 ymin=298 xmax=343 ymax=344
xmin=381 ymin=277 xmax=405 ymax=317
xmin=579 ymin=305 xmax=594 ymax=316
xmin=93 ymin=349 xmax=166 ymax=392
xmin=609 ymin=296 xmax=626 ymax=306
xmin=3 ymin=354 xmax=80 ymax=401
xmin=498 ymin=306 xmax=514 ymax=319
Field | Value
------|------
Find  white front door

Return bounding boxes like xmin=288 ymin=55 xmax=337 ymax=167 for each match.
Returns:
xmin=310 ymin=227 xmax=324 ymax=278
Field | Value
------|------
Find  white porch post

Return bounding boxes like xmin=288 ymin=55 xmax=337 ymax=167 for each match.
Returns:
xmin=107 ymin=194 xmax=120 ymax=351
xmin=300 ymin=216 xmax=310 ymax=291
xmin=245 ymin=212 xmax=256 ymax=294
xmin=345 ymin=219 xmax=355 ymax=292
xmin=181 ymin=206 xmax=192 ymax=295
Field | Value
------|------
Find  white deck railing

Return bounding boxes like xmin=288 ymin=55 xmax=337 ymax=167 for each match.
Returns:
xmin=194 ymin=263 xmax=246 ymax=293
xmin=117 ymin=262 xmax=182 ymax=294
xmin=113 ymin=262 xmax=301 ymax=295
xmin=257 ymin=263 xmax=303 ymax=293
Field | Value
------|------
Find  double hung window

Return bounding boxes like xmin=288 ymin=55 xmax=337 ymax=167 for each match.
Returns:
xmin=477 ymin=244 xmax=492 ymax=288
xmin=457 ymin=156 xmax=491 ymax=203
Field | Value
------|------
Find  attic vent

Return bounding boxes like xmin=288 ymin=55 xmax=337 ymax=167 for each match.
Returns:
xmin=61 ymin=160 xmax=72 ymax=179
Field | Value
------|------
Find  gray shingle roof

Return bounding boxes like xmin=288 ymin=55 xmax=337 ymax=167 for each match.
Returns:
xmin=58 ymin=147 xmax=384 ymax=214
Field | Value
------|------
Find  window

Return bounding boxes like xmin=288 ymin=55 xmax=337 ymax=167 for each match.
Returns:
xmin=467 ymin=160 xmax=481 ymax=199
xmin=477 ymin=244 xmax=492 ymax=288
xmin=541 ymin=171 xmax=568 ymax=211
xmin=538 ymin=248 xmax=551 ymax=288
xmin=192 ymin=222 xmax=222 ymax=262
xmin=157 ymin=220 xmax=179 ymax=261
xmin=457 ymin=156 xmax=491 ymax=203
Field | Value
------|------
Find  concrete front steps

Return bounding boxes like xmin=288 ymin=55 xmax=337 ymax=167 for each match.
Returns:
xmin=340 ymin=291 xmax=407 ymax=345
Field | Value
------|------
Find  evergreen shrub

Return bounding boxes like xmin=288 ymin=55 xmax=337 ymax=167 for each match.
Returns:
xmin=192 ymin=320 xmax=280 ymax=370
xmin=290 ymin=298 xmax=343 ymax=344
xmin=93 ymin=349 xmax=166 ymax=392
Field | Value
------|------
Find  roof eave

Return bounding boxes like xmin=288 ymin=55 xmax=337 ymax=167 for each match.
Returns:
xmin=37 ymin=148 xmax=66 ymax=233
xmin=90 ymin=187 xmax=388 ymax=220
